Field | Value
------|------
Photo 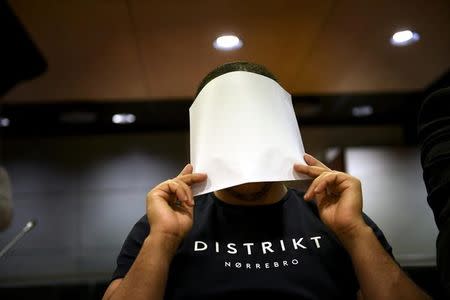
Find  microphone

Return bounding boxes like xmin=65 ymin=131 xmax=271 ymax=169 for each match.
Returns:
xmin=23 ymin=219 xmax=37 ymax=233
xmin=0 ymin=219 xmax=37 ymax=259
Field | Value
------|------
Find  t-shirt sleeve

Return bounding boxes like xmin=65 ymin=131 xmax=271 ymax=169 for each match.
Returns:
xmin=111 ymin=215 xmax=150 ymax=281
xmin=362 ymin=213 xmax=394 ymax=258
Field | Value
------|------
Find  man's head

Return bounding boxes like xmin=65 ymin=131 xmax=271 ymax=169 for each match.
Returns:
xmin=197 ymin=62 xmax=280 ymax=202
xmin=196 ymin=61 xmax=277 ymax=97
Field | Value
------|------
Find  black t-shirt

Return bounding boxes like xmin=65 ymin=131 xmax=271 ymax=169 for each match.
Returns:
xmin=112 ymin=188 xmax=393 ymax=300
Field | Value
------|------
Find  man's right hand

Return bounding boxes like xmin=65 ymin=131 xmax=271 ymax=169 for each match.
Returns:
xmin=146 ymin=164 xmax=207 ymax=251
xmin=103 ymin=166 xmax=207 ymax=300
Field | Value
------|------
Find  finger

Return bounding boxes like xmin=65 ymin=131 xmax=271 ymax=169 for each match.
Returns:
xmin=314 ymin=172 xmax=339 ymax=194
xmin=304 ymin=172 xmax=330 ymax=200
xmin=312 ymin=174 xmax=343 ymax=209
xmin=173 ymin=178 xmax=195 ymax=206
xmin=304 ymin=153 xmax=331 ymax=170
xmin=294 ymin=163 xmax=328 ymax=178
xmin=167 ymin=180 xmax=189 ymax=203
xmin=305 ymin=172 xmax=348 ymax=200
xmin=177 ymin=164 xmax=193 ymax=177
xmin=150 ymin=180 xmax=189 ymax=211
xmin=154 ymin=180 xmax=189 ymax=204
xmin=178 ymin=173 xmax=207 ymax=186
xmin=314 ymin=189 xmax=329 ymax=210
xmin=150 ymin=173 xmax=205 ymax=207
xmin=304 ymin=171 xmax=339 ymax=200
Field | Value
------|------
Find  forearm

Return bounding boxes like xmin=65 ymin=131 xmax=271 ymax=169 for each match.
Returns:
xmin=107 ymin=233 xmax=179 ymax=300
xmin=341 ymin=225 xmax=430 ymax=300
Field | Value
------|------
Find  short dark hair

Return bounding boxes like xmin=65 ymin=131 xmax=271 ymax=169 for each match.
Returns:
xmin=196 ymin=61 xmax=277 ymax=96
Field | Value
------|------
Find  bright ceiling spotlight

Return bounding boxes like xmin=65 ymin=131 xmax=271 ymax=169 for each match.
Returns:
xmin=213 ymin=34 xmax=243 ymax=51
xmin=112 ymin=113 xmax=136 ymax=124
xmin=390 ymin=30 xmax=420 ymax=46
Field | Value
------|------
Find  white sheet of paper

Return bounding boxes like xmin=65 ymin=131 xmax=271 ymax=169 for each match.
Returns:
xmin=190 ymin=71 xmax=308 ymax=196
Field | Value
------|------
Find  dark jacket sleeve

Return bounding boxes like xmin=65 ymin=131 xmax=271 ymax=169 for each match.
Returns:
xmin=111 ymin=215 xmax=150 ymax=281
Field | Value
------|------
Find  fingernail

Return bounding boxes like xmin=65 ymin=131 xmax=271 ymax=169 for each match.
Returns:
xmin=305 ymin=153 xmax=314 ymax=161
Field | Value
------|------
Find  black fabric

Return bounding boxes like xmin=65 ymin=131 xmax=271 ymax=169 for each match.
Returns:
xmin=0 ymin=0 xmax=47 ymax=96
xmin=112 ymin=188 xmax=393 ymax=300
xmin=418 ymin=87 xmax=450 ymax=296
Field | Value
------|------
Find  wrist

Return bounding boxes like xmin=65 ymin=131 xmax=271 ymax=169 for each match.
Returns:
xmin=336 ymin=223 xmax=372 ymax=252
xmin=145 ymin=232 xmax=182 ymax=260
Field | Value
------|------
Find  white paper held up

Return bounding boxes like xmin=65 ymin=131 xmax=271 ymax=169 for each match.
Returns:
xmin=189 ymin=71 xmax=308 ymax=196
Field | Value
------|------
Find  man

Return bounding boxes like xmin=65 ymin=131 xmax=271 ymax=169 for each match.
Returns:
xmin=418 ymin=87 xmax=450 ymax=297
xmin=103 ymin=62 xmax=430 ymax=299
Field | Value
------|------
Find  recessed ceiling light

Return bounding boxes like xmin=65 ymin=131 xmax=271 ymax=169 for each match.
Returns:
xmin=390 ymin=30 xmax=420 ymax=46
xmin=352 ymin=105 xmax=373 ymax=117
xmin=0 ymin=117 xmax=10 ymax=127
xmin=112 ymin=113 xmax=136 ymax=124
xmin=213 ymin=34 xmax=243 ymax=51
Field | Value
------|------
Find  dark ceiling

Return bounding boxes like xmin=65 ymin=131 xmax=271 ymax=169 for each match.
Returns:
xmin=0 ymin=0 xmax=449 ymax=140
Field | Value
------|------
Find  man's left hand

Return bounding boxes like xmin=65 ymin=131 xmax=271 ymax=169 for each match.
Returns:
xmin=294 ymin=153 xmax=367 ymax=243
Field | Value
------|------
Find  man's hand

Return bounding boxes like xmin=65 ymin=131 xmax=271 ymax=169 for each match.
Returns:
xmin=103 ymin=166 xmax=207 ymax=300
xmin=294 ymin=153 xmax=367 ymax=243
xmin=146 ymin=164 xmax=207 ymax=251
xmin=295 ymin=154 xmax=431 ymax=299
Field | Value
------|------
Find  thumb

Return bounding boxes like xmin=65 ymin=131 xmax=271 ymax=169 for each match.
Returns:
xmin=177 ymin=163 xmax=193 ymax=177
xmin=304 ymin=153 xmax=331 ymax=170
